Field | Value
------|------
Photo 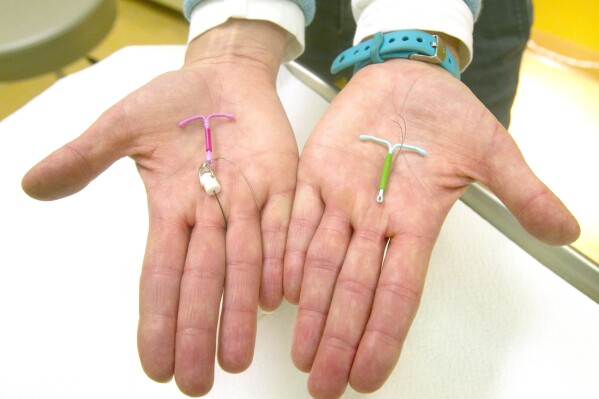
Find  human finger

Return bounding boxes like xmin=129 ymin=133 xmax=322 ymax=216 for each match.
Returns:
xmin=348 ymin=234 xmax=432 ymax=393
xmin=283 ymin=180 xmax=325 ymax=304
xmin=290 ymin=207 xmax=352 ymax=372
xmin=217 ymin=177 xmax=263 ymax=373
xmin=137 ymin=204 xmax=191 ymax=383
xmin=21 ymin=104 xmax=131 ymax=200
xmin=306 ymin=219 xmax=386 ymax=399
xmin=259 ymin=189 xmax=294 ymax=311
xmin=477 ymin=121 xmax=580 ymax=245
xmin=173 ymin=195 xmax=226 ymax=397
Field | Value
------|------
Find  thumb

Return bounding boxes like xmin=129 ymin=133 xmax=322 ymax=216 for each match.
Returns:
xmin=22 ymin=105 xmax=129 ymax=201
xmin=479 ymin=123 xmax=580 ymax=246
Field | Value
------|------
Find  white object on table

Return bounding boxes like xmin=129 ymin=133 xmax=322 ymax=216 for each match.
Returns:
xmin=0 ymin=46 xmax=597 ymax=399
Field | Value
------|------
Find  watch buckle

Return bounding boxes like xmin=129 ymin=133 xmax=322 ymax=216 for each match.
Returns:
xmin=409 ymin=35 xmax=447 ymax=64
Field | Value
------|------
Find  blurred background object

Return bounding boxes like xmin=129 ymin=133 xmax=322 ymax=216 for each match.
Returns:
xmin=0 ymin=0 xmax=117 ymax=81
xmin=0 ymin=0 xmax=187 ymax=119
xmin=531 ymin=0 xmax=599 ymax=77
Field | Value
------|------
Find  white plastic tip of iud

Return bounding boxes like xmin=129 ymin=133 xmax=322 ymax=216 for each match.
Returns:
xmin=199 ymin=171 xmax=221 ymax=195
xmin=377 ymin=189 xmax=384 ymax=203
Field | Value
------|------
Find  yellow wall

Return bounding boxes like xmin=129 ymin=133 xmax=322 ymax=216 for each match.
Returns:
xmin=533 ymin=0 xmax=599 ymax=52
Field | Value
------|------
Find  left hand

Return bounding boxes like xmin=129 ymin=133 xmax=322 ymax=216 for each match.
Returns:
xmin=283 ymin=58 xmax=580 ymax=398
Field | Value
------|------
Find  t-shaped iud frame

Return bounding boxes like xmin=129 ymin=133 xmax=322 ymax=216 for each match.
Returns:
xmin=179 ymin=113 xmax=235 ymax=195
xmin=359 ymin=135 xmax=426 ymax=203
xmin=178 ymin=113 xmax=235 ymax=165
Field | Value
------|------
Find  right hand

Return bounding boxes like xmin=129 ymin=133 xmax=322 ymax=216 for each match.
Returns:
xmin=283 ymin=57 xmax=580 ymax=398
xmin=22 ymin=19 xmax=298 ymax=396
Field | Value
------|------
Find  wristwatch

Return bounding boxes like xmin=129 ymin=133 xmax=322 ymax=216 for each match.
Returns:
xmin=330 ymin=30 xmax=460 ymax=79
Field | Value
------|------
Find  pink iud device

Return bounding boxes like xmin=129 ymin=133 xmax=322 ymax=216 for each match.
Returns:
xmin=178 ymin=113 xmax=235 ymax=165
xmin=179 ymin=113 xmax=235 ymax=195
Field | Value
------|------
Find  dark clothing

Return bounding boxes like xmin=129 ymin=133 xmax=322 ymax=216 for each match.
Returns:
xmin=297 ymin=0 xmax=533 ymax=128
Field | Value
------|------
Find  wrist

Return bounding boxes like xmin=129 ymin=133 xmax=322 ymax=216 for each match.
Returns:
xmin=184 ymin=18 xmax=287 ymax=78
xmin=331 ymin=30 xmax=461 ymax=80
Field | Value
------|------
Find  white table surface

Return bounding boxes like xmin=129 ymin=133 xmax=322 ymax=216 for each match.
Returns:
xmin=0 ymin=46 xmax=597 ymax=399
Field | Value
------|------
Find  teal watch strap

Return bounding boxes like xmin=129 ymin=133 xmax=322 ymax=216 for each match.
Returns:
xmin=330 ymin=30 xmax=461 ymax=79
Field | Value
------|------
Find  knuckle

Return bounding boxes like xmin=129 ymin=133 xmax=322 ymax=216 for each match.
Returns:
xmin=181 ymin=266 xmax=222 ymax=283
xmin=353 ymin=225 xmax=385 ymax=243
xmin=364 ymin=326 xmax=404 ymax=348
xmin=285 ymin=247 xmax=308 ymax=264
xmin=227 ymin=259 xmax=259 ymax=275
xmin=297 ymin=303 xmax=329 ymax=320
xmin=378 ymin=280 xmax=422 ymax=304
xmin=222 ymin=304 xmax=257 ymax=318
xmin=305 ymin=256 xmax=340 ymax=274
xmin=321 ymin=332 xmax=357 ymax=353
xmin=288 ymin=216 xmax=318 ymax=238
xmin=176 ymin=324 xmax=217 ymax=339
xmin=336 ymin=277 xmax=375 ymax=300
xmin=263 ymin=253 xmax=284 ymax=269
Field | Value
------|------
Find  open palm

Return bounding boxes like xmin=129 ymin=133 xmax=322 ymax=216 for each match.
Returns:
xmin=284 ymin=59 xmax=579 ymax=398
xmin=22 ymin=57 xmax=298 ymax=396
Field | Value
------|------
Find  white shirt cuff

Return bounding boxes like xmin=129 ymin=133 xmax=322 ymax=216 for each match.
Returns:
xmin=352 ymin=0 xmax=474 ymax=70
xmin=188 ymin=0 xmax=305 ymax=63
